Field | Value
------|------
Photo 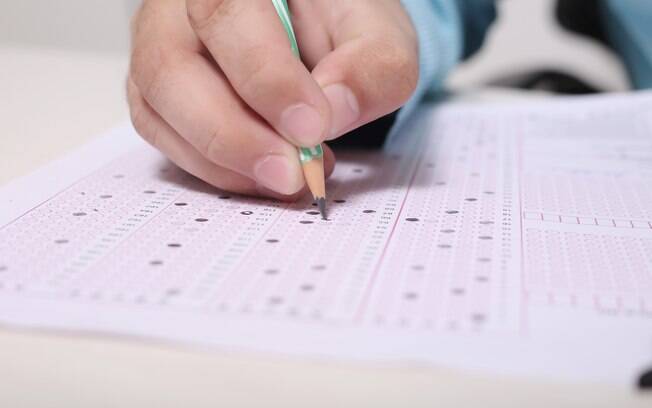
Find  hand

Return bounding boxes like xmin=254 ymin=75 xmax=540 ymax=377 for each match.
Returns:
xmin=127 ymin=0 xmax=418 ymax=199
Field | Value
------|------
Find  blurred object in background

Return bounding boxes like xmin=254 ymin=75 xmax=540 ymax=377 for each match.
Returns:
xmin=0 ymin=0 xmax=632 ymax=93
xmin=447 ymin=0 xmax=630 ymax=93
xmin=0 ymin=0 xmax=134 ymax=53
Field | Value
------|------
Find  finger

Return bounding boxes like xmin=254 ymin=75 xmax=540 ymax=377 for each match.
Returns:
xmin=186 ymin=0 xmax=332 ymax=147
xmin=128 ymin=77 xmax=336 ymax=201
xmin=311 ymin=1 xmax=419 ymax=140
xmin=127 ymin=77 xmax=261 ymax=196
xmin=131 ymin=1 xmax=306 ymax=196
xmin=257 ymin=143 xmax=336 ymax=201
xmin=130 ymin=40 xmax=310 ymax=196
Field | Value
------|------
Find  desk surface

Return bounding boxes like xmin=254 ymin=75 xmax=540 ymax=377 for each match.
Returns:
xmin=0 ymin=46 xmax=649 ymax=408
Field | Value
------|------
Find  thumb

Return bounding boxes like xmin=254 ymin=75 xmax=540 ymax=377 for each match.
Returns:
xmin=311 ymin=3 xmax=419 ymax=140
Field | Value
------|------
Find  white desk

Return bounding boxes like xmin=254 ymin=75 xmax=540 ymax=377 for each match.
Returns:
xmin=0 ymin=46 xmax=649 ymax=408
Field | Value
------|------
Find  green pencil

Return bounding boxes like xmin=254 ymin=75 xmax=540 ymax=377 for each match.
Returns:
xmin=272 ymin=0 xmax=327 ymax=219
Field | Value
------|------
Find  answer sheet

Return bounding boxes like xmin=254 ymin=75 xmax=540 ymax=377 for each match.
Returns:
xmin=1 ymin=92 xmax=651 ymax=385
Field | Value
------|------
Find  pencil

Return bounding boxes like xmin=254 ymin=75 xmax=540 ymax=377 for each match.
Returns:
xmin=272 ymin=0 xmax=327 ymax=219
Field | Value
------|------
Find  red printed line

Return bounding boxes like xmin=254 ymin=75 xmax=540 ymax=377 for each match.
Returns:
xmin=354 ymin=151 xmax=425 ymax=322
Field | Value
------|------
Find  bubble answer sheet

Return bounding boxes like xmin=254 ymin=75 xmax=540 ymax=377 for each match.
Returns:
xmin=1 ymin=92 xmax=651 ymax=386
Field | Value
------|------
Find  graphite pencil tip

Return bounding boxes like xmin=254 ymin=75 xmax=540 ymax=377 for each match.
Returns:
xmin=316 ymin=197 xmax=327 ymax=220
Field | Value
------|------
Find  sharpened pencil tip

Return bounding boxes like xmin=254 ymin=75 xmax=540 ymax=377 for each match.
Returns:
xmin=316 ymin=197 xmax=327 ymax=220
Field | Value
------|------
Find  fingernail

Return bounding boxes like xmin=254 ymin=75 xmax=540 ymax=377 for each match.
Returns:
xmin=323 ymin=83 xmax=359 ymax=139
xmin=279 ymin=103 xmax=325 ymax=146
xmin=254 ymin=154 xmax=304 ymax=195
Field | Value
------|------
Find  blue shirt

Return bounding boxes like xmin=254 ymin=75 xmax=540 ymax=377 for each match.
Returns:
xmin=602 ymin=0 xmax=652 ymax=89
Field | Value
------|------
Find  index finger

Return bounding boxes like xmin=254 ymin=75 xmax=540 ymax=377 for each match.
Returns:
xmin=186 ymin=0 xmax=332 ymax=147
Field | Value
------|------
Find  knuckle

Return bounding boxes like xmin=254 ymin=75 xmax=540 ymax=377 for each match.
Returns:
xmin=126 ymin=76 xmax=164 ymax=152
xmin=128 ymin=46 xmax=149 ymax=83
xmin=236 ymin=47 xmax=299 ymax=103
xmin=367 ymin=36 xmax=419 ymax=103
xmin=130 ymin=47 xmax=183 ymax=105
xmin=186 ymin=0 xmax=236 ymax=30
xmin=130 ymin=0 xmax=152 ymax=38
xmin=394 ymin=47 xmax=419 ymax=99
xmin=203 ymin=125 xmax=228 ymax=164
xmin=236 ymin=46 xmax=275 ymax=96
xmin=129 ymin=99 xmax=159 ymax=149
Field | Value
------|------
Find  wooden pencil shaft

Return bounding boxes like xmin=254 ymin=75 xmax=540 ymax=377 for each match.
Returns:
xmin=302 ymin=157 xmax=326 ymax=199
